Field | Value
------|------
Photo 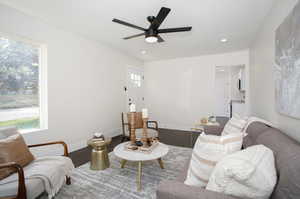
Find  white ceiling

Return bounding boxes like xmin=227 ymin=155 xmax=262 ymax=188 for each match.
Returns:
xmin=0 ymin=0 xmax=275 ymax=61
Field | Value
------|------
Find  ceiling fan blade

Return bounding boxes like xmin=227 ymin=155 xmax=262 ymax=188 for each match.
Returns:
xmin=158 ymin=27 xmax=192 ymax=34
xmin=123 ymin=33 xmax=145 ymax=40
xmin=150 ymin=7 xmax=171 ymax=30
xmin=157 ymin=35 xmax=165 ymax=43
xmin=112 ymin=18 xmax=146 ymax=31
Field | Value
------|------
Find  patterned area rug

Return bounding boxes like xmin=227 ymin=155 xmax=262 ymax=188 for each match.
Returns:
xmin=45 ymin=145 xmax=192 ymax=199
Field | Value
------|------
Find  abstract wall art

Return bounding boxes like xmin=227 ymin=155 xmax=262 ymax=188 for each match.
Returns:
xmin=275 ymin=1 xmax=300 ymax=119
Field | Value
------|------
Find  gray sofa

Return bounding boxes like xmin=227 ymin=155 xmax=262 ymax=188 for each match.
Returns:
xmin=157 ymin=121 xmax=300 ymax=199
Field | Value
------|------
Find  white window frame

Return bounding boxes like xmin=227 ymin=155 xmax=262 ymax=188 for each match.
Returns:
xmin=0 ymin=32 xmax=48 ymax=133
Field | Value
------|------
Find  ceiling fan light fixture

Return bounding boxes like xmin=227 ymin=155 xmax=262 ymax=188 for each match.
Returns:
xmin=220 ymin=38 xmax=228 ymax=43
xmin=145 ymin=35 xmax=158 ymax=43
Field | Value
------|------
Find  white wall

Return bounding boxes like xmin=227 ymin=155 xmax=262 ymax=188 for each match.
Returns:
xmin=249 ymin=0 xmax=300 ymax=141
xmin=144 ymin=50 xmax=249 ymax=130
xmin=0 ymin=4 xmax=142 ymax=154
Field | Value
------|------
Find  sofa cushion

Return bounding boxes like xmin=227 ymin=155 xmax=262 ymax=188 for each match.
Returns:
xmin=184 ymin=133 xmax=243 ymax=187
xmin=252 ymin=129 xmax=300 ymax=199
xmin=157 ymin=180 xmax=241 ymax=199
xmin=0 ymin=133 xmax=35 ymax=180
xmin=0 ymin=155 xmax=73 ymax=198
xmin=207 ymin=145 xmax=277 ymax=199
xmin=0 ymin=176 xmax=44 ymax=199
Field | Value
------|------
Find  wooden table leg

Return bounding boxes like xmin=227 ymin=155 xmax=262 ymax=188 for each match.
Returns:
xmin=121 ymin=159 xmax=127 ymax=168
xmin=157 ymin=158 xmax=164 ymax=169
xmin=137 ymin=161 xmax=142 ymax=191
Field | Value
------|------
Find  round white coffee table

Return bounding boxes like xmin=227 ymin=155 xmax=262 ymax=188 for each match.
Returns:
xmin=113 ymin=142 xmax=169 ymax=191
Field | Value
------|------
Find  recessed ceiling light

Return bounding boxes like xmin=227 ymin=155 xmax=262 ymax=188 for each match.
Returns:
xmin=220 ymin=38 xmax=228 ymax=43
xmin=141 ymin=50 xmax=147 ymax=54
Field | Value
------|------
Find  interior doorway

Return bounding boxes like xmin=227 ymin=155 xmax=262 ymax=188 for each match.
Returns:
xmin=214 ymin=65 xmax=246 ymax=117
xmin=215 ymin=67 xmax=231 ymax=117
xmin=125 ymin=66 xmax=145 ymax=112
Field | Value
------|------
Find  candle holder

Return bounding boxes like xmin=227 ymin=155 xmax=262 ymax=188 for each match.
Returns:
xmin=129 ymin=112 xmax=137 ymax=146
xmin=141 ymin=118 xmax=149 ymax=147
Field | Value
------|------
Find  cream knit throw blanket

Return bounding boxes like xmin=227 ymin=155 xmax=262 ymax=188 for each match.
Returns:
xmin=0 ymin=156 xmax=74 ymax=199
xmin=29 ymin=156 xmax=74 ymax=198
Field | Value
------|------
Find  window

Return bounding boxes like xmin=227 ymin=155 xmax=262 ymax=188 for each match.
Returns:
xmin=130 ymin=72 xmax=142 ymax=87
xmin=0 ymin=35 xmax=47 ymax=132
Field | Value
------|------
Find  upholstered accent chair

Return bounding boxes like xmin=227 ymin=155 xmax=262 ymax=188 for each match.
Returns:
xmin=121 ymin=112 xmax=159 ymax=142
xmin=0 ymin=127 xmax=72 ymax=199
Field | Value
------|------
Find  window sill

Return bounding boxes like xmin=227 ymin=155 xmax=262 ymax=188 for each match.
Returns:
xmin=20 ymin=128 xmax=47 ymax=135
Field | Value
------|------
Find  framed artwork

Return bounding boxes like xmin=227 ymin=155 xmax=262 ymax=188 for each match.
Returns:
xmin=275 ymin=1 xmax=300 ymax=119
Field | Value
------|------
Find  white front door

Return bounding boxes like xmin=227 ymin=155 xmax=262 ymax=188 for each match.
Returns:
xmin=125 ymin=66 xmax=144 ymax=112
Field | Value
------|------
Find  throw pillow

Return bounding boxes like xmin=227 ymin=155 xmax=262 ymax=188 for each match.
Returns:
xmin=0 ymin=133 xmax=35 ymax=180
xmin=184 ymin=133 xmax=243 ymax=187
xmin=221 ymin=114 xmax=247 ymax=136
xmin=206 ymin=145 xmax=277 ymax=199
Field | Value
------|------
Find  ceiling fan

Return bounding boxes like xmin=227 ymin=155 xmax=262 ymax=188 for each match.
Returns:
xmin=112 ymin=7 xmax=192 ymax=43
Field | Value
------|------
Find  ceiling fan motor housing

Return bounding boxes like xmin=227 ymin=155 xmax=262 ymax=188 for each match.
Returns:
xmin=146 ymin=29 xmax=158 ymax=38
xmin=147 ymin=16 xmax=156 ymax=23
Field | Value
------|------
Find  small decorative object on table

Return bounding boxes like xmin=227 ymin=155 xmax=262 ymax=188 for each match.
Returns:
xmin=198 ymin=116 xmax=220 ymax=128
xmin=141 ymin=108 xmax=149 ymax=147
xmin=125 ymin=138 xmax=159 ymax=154
xmin=93 ymin=132 xmax=104 ymax=140
xmin=129 ymin=104 xmax=137 ymax=146
xmin=126 ymin=107 xmax=159 ymax=153
xmin=208 ymin=116 xmax=217 ymax=123
xmin=200 ymin=117 xmax=208 ymax=124
xmin=191 ymin=117 xmax=215 ymax=132
xmin=87 ymin=135 xmax=111 ymax=171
